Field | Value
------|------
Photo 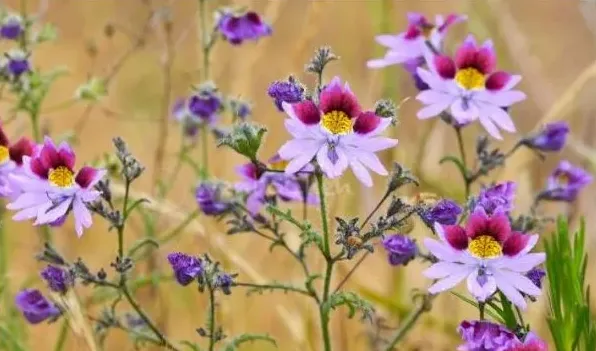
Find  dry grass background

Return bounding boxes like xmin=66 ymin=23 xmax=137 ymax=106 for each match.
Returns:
xmin=1 ymin=0 xmax=596 ymax=350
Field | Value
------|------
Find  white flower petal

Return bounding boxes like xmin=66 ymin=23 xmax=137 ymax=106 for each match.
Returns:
xmin=423 ymin=262 xmax=465 ymax=279
xmin=497 ymin=270 xmax=542 ymax=297
xmin=428 ymin=267 xmax=473 ymax=294
xmin=494 ymin=271 xmax=527 ymax=310
xmin=424 ymin=238 xmax=463 ymax=263
xmin=492 ymin=252 xmax=545 ymax=272
xmin=349 ymin=159 xmax=373 ymax=187
xmin=466 ymin=270 xmax=497 ymax=302
xmin=478 ymin=115 xmax=503 ymax=140
xmin=353 ymin=152 xmax=387 ymax=176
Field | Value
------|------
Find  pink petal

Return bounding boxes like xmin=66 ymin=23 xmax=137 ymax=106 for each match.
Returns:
xmin=502 ymin=232 xmax=530 ymax=256
xmin=485 ymin=71 xmax=511 ymax=91
xmin=403 ymin=24 xmax=421 ymax=40
xmin=319 ymin=78 xmax=361 ymax=117
xmin=444 ymin=225 xmax=469 ymax=250
xmin=475 ymin=44 xmax=496 ymax=74
xmin=353 ymin=112 xmax=381 ymax=135
xmin=290 ymin=101 xmax=321 ymax=125
xmin=455 ymin=40 xmax=478 ymax=69
xmin=438 ymin=14 xmax=467 ymax=32
xmin=433 ymin=55 xmax=456 ymax=79
xmin=75 ymin=166 xmax=98 ymax=188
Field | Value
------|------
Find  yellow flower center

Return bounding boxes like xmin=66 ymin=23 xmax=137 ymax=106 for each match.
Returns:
xmin=455 ymin=68 xmax=485 ymax=90
xmin=321 ymin=110 xmax=353 ymax=135
xmin=48 ymin=166 xmax=74 ymax=188
xmin=269 ymin=159 xmax=289 ymax=172
xmin=468 ymin=235 xmax=502 ymax=259
xmin=0 ymin=146 xmax=9 ymax=163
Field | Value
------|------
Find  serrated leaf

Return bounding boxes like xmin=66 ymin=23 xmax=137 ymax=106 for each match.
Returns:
xmin=322 ymin=291 xmax=374 ymax=321
xmin=222 ymin=333 xmax=277 ymax=351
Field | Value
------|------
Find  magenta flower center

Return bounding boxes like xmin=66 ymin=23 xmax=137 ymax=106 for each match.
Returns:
xmin=0 ymin=145 xmax=9 ymax=163
xmin=321 ymin=110 xmax=352 ymax=135
xmin=468 ymin=235 xmax=502 ymax=259
xmin=48 ymin=166 xmax=74 ymax=188
xmin=455 ymin=68 xmax=486 ymax=90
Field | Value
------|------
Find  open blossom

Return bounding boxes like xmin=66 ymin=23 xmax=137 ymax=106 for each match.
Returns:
xmin=277 ymin=77 xmax=398 ymax=187
xmin=195 ymin=182 xmax=230 ymax=216
xmin=423 ymin=209 xmax=545 ymax=309
xmin=6 ymin=137 xmax=106 ymax=236
xmin=15 ymin=289 xmax=61 ymax=324
xmin=0 ymin=14 xmax=23 ymax=40
xmin=474 ymin=181 xmax=516 ymax=215
xmin=0 ymin=127 xmax=37 ymax=198
xmin=367 ymin=12 xmax=466 ymax=69
xmin=523 ymin=121 xmax=569 ymax=152
xmin=235 ymin=156 xmax=317 ymax=215
xmin=4 ymin=49 xmax=30 ymax=77
xmin=167 ymin=252 xmax=204 ymax=286
xmin=539 ymin=160 xmax=592 ymax=202
xmin=508 ymin=332 xmax=548 ymax=351
xmin=217 ymin=11 xmax=272 ymax=45
xmin=458 ymin=320 xmax=518 ymax=351
xmin=416 ymin=35 xmax=526 ymax=139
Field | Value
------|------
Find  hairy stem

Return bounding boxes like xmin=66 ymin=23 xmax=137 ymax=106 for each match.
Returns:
xmin=234 ymin=282 xmax=312 ymax=297
xmin=198 ymin=0 xmax=210 ymax=81
xmin=454 ymin=126 xmax=471 ymax=198
xmin=479 ymin=302 xmax=485 ymax=320
xmin=316 ymin=172 xmax=333 ymax=351
xmin=316 ymin=172 xmax=330 ymax=257
xmin=208 ymin=287 xmax=216 ymax=351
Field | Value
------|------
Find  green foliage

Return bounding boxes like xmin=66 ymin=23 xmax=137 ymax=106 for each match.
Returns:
xmin=216 ymin=122 xmax=267 ymax=162
xmin=222 ymin=333 xmax=277 ymax=351
xmin=545 ymin=217 xmax=596 ymax=351
xmin=266 ymin=205 xmax=324 ymax=253
xmin=75 ymin=77 xmax=107 ymax=102
xmin=321 ymin=291 xmax=374 ymax=321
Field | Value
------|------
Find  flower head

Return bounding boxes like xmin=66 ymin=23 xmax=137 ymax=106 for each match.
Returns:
xmin=423 ymin=209 xmax=545 ymax=309
xmin=167 ymin=252 xmax=204 ymax=286
xmin=268 ymin=77 xmax=305 ymax=111
xmin=277 ymin=76 xmax=398 ymax=187
xmin=40 ymin=265 xmax=73 ymax=294
xmin=15 ymin=289 xmax=61 ymax=324
xmin=217 ymin=11 xmax=272 ymax=45
xmin=5 ymin=49 xmax=30 ymax=77
xmin=457 ymin=320 xmax=519 ymax=351
xmin=382 ymin=234 xmax=417 ymax=266
xmin=0 ymin=126 xmax=37 ymax=198
xmin=420 ymin=198 xmax=462 ymax=226
xmin=367 ymin=13 xmax=466 ymax=68
xmin=188 ymin=91 xmax=222 ymax=124
xmin=415 ymin=35 xmax=526 ymax=139
xmin=6 ymin=137 xmax=106 ymax=236
xmin=475 ymin=181 xmax=517 ymax=215
xmin=523 ymin=122 xmax=569 ymax=152
xmin=235 ymin=158 xmax=317 ymax=215
xmin=0 ymin=14 xmax=23 ymax=40
xmin=540 ymin=160 xmax=592 ymax=202
xmin=195 ymin=182 xmax=230 ymax=216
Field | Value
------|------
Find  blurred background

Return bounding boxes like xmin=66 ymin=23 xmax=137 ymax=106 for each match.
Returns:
xmin=1 ymin=0 xmax=596 ymax=350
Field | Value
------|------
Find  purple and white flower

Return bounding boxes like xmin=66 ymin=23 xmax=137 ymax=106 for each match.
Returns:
xmin=367 ymin=12 xmax=466 ymax=69
xmin=423 ymin=209 xmax=545 ymax=309
xmin=217 ymin=11 xmax=272 ymax=45
xmin=277 ymin=77 xmax=398 ymax=187
xmin=15 ymin=289 xmax=61 ymax=324
xmin=0 ymin=126 xmax=37 ymax=199
xmin=539 ymin=160 xmax=592 ymax=202
xmin=6 ymin=137 xmax=106 ymax=236
xmin=415 ymin=35 xmax=526 ymax=139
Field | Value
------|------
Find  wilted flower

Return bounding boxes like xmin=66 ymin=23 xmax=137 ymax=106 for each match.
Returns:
xmin=420 ymin=198 xmax=462 ymax=226
xmin=367 ymin=12 xmax=466 ymax=68
xmin=167 ymin=252 xmax=204 ymax=286
xmin=382 ymin=234 xmax=417 ymax=266
xmin=217 ymin=11 xmax=272 ymax=45
xmin=278 ymin=76 xmax=398 ymax=187
xmin=267 ymin=77 xmax=305 ymax=111
xmin=416 ymin=35 xmax=526 ymax=139
xmin=235 ymin=158 xmax=317 ymax=215
xmin=526 ymin=267 xmax=546 ymax=289
xmin=0 ymin=126 xmax=37 ymax=198
xmin=522 ymin=121 xmax=569 ymax=152
xmin=40 ymin=265 xmax=72 ymax=294
xmin=195 ymin=182 xmax=230 ymax=216
xmin=539 ymin=160 xmax=592 ymax=202
xmin=474 ymin=181 xmax=516 ymax=215
xmin=423 ymin=209 xmax=544 ymax=309
xmin=15 ymin=289 xmax=61 ymax=324
xmin=457 ymin=320 xmax=518 ymax=351
xmin=7 ymin=137 xmax=106 ymax=236
xmin=0 ymin=14 xmax=23 ymax=40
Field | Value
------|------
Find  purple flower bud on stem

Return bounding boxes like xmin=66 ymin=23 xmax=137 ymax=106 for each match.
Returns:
xmin=382 ymin=234 xmax=417 ymax=266
xmin=40 ymin=265 xmax=72 ymax=294
xmin=267 ymin=78 xmax=305 ymax=111
xmin=421 ymin=199 xmax=462 ymax=226
xmin=217 ymin=11 xmax=272 ymax=45
xmin=15 ymin=289 xmax=61 ymax=324
xmin=195 ymin=182 xmax=230 ymax=216
xmin=0 ymin=15 xmax=23 ymax=40
xmin=167 ymin=252 xmax=203 ymax=286
xmin=526 ymin=267 xmax=546 ymax=289
xmin=523 ymin=121 xmax=569 ymax=152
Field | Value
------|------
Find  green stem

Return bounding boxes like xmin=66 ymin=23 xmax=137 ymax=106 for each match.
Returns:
xmin=454 ymin=126 xmax=470 ymax=198
xmin=315 ymin=172 xmax=333 ymax=351
xmin=384 ymin=297 xmax=431 ymax=351
xmin=52 ymin=320 xmax=69 ymax=351
xmin=201 ymin=126 xmax=209 ymax=179
xmin=198 ymin=0 xmax=209 ymax=80
xmin=234 ymin=282 xmax=312 ymax=297
xmin=118 ymin=180 xmax=131 ymax=259
xmin=479 ymin=302 xmax=486 ymax=320
xmin=208 ymin=287 xmax=216 ymax=351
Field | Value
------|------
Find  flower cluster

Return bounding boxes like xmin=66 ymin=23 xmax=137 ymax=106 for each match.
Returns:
xmin=458 ymin=320 xmax=548 ymax=351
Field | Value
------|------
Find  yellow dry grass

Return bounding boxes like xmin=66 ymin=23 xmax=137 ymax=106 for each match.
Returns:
xmin=1 ymin=0 xmax=596 ymax=350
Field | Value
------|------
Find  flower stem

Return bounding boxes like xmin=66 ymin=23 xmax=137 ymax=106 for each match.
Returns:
xmin=52 ymin=319 xmax=69 ymax=351
xmin=198 ymin=0 xmax=210 ymax=81
xmin=479 ymin=302 xmax=485 ymax=320
xmin=454 ymin=126 xmax=471 ymax=198
xmin=207 ymin=287 xmax=216 ymax=351
xmin=384 ymin=295 xmax=432 ymax=351
xmin=201 ymin=125 xmax=209 ymax=179
xmin=315 ymin=172 xmax=333 ymax=351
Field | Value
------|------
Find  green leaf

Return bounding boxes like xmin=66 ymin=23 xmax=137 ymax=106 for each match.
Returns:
xmin=35 ymin=23 xmax=58 ymax=43
xmin=321 ymin=291 xmax=374 ymax=321
xmin=449 ymin=292 xmax=505 ymax=324
xmin=439 ymin=155 xmax=468 ymax=179
xmin=216 ymin=122 xmax=267 ymax=161
xmin=180 ymin=341 xmax=203 ymax=351
xmin=222 ymin=333 xmax=277 ymax=351
xmin=75 ymin=77 xmax=107 ymax=102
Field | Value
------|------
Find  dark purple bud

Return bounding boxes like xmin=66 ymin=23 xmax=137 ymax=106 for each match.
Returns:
xmin=188 ymin=93 xmax=222 ymax=123
xmin=474 ymin=181 xmax=516 ymax=215
xmin=267 ymin=78 xmax=305 ymax=112
xmin=7 ymin=56 xmax=30 ymax=76
xmin=217 ymin=11 xmax=272 ymax=45
xmin=15 ymin=289 xmax=61 ymax=324
xmin=420 ymin=199 xmax=462 ymax=226
xmin=214 ymin=272 xmax=234 ymax=295
xmin=0 ymin=15 xmax=23 ymax=40
xmin=195 ymin=182 xmax=230 ymax=216
xmin=526 ymin=267 xmax=546 ymax=289
xmin=382 ymin=234 xmax=417 ymax=266
xmin=523 ymin=121 xmax=569 ymax=152
xmin=40 ymin=265 xmax=72 ymax=294
xmin=167 ymin=252 xmax=203 ymax=286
